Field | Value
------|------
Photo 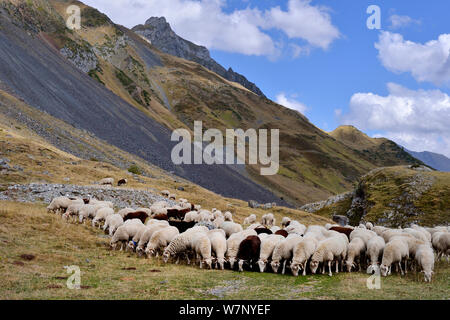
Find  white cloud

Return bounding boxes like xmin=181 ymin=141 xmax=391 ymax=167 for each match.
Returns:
xmin=375 ymin=31 xmax=450 ymax=86
xmin=388 ymin=14 xmax=421 ymax=30
xmin=82 ymin=0 xmax=340 ymax=58
xmin=276 ymin=93 xmax=308 ymax=114
xmin=338 ymin=83 xmax=450 ymax=157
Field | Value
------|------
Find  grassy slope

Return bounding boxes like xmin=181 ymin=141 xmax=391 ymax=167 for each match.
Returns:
xmin=0 ymin=201 xmax=448 ymax=300
xmin=3 ymin=0 xmax=420 ymax=207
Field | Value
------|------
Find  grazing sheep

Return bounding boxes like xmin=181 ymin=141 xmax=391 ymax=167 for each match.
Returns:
xmin=136 ymin=224 xmax=167 ymax=255
xmin=212 ymin=210 xmax=223 ymax=220
xmin=78 ymin=204 xmax=97 ymax=223
xmin=224 ymin=211 xmax=233 ymax=222
xmin=237 ymin=235 xmax=261 ymax=272
xmin=117 ymin=178 xmax=127 ymax=186
xmin=63 ymin=203 xmax=84 ymax=221
xmin=167 ymin=207 xmax=190 ymax=220
xmin=128 ymin=225 xmax=152 ymax=251
xmin=271 ymin=235 xmax=303 ymax=274
xmin=191 ymin=232 xmax=212 ymax=269
xmin=411 ymin=225 xmax=431 ymax=242
xmin=432 ymin=232 xmax=450 ymax=261
xmin=243 ymin=214 xmax=257 ymax=225
xmin=257 ymin=234 xmax=285 ymax=272
xmin=99 ymin=177 xmax=114 ymax=185
xmin=207 ymin=229 xmax=227 ymax=270
xmin=275 ymin=229 xmax=288 ymax=238
xmin=226 ymin=229 xmax=258 ymax=269
xmin=310 ymin=236 xmax=348 ymax=276
xmin=345 ymin=237 xmax=366 ymax=272
xmin=281 ymin=217 xmax=291 ymax=228
xmin=184 ymin=211 xmax=199 ymax=223
xmin=198 ymin=210 xmax=214 ymax=222
xmin=381 ymin=229 xmax=404 ymax=243
xmin=415 ymin=244 xmax=435 ymax=282
xmin=366 ymin=222 xmax=374 ymax=230
xmin=290 ymin=236 xmax=318 ymax=276
xmin=366 ymin=236 xmax=385 ymax=272
xmin=220 ymin=221 xmax=243 ymax=238
xmin=117 ymin=208 xmax=135 ymax=218
xmin=145 ymin=226 xmax=179 ymax=257
xmin=47 ymin=197 xmax=83 ymax=214
xmin=153 ymin=213 xmax=169 ymax=221
xmin=92 ymin=207 xmax=114 ymax=228
xmin=103 ymin=214 xmax=124 ymax=236
xmin=110 ymin=223 xmax=145 ymax=250
xmin=380 ymin=238 xmax=409 ymax=276
xmin=261 ymin=213 xmax=276 ymax=227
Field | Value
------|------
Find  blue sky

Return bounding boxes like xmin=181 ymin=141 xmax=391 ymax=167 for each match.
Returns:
xmin=83 ymin=0 xmax=450 ymax=156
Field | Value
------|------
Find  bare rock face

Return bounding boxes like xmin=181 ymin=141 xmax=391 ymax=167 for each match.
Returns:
xmin=132 ymin=17 xmax=265 ymax=97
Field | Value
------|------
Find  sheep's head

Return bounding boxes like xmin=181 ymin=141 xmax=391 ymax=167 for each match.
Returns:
xmin=257 ymin=260 xmax=267 ymax=273
xmin=136 ymin=246 xmax=145 ymax=256
xmin=109 ymin=238 xmax=118 ymax=250
xmin=310 ymin=260 xmax=319 ymax=274
xmin=345 ymin=260 xmax=355 ymax=272
xmin=270 ymin=261 xmax=280 ymax=273
xmin=217 ymin=258 xmax=225 ymax=270
xmin=290 ymin=263 xmax=300 ymax=276
xmin=238 ymin=260 xmax=245 ymax=272
xmin=422 ymin=270 xmax=433 ymax=282
xmin=380 ymin=264 xmax=389 ymax=277
xmin=162 ymin=250 xmax=171 ymax=263
xmin=127 ymin=241 xmax=135 ymax=252
xmin=204 ymin=258 xmax=212 ymax=269
xmin=228 ymin=257 xmax=236 ymax=269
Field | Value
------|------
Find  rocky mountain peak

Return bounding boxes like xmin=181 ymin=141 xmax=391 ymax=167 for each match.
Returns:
xmin=132 ymin=17 xmax=265 ymax=97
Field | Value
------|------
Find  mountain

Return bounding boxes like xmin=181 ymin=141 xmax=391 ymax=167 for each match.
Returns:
xmin=0 ymin=0 xmax=425 ymax=207
xmin=301 ymin=165 xmax=450 ymax=227
xmin=132 ymin=17 xmax=265 ymax=97
xmin=406 ymin=149 xmax=450 ymax=172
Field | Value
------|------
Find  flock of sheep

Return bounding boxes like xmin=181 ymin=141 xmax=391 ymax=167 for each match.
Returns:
xmin=46 ymin=191 xmax=449 ymax=283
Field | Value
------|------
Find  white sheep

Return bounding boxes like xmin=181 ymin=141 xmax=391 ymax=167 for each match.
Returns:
xmin=78 ymin=204 xmax=97 ymax=223
xmin=366 ymin=236 xmax=385 ymax=273
xmin=284 ymin=221 xmax=306 ymax=236
xmin=92 ymin=207 xmax=114 ymax=228
xmin=223 ymin=211 xmax=233 ymax=222
xmin=145 ymin=226 xmax=179 ymax=257
xmin=380 ymin=238 xmax=409 ymax=276
xmin=207 ymin=229 xmax=227 ymax=270
xmin=198 ymin=210 xmax=213 ymax=222
xmin=191 ymin=232 xmax=212 ymax=269
xmin=47 ymin=197 xmax=83 ymax=214
xmin=103 ymin=214 xmax=124 ymax=236
xmin=212 ymin=210 xmax=223 ymax=220
xmin=243 ymin=214 xmax=257 ymax=225
xmin=290 ymin=236 xmax=318 ymax=276
xmin=220 ymin=221 xmax=243 ymax=238
xmin=345 ymin=237 xmax=366 ymax=272
xmin=161 ymin=190 xmax=170 ymax=197
xmin=63 ymin=203 xmax=84 ymax=221
xmin=366 ymin=222 xmax=374 ymax=230
xmin=110 ymin=223 xmax=145 ymax=250
xmin=99 ymin=177 xmax=114 ymax=185
xmin=117 ymin=208 xmax=135 ymax=218
xmin=226 ymin=229 xmax=257 ymax=269
xmin=415 ymin=244 xmax=435 ymax=282
xmin=261 ymin=213 xmax=276 ymax=227
xmin=257 ymin=234 xmax=285 ymax=272
xmin=281 ymin=217 xmax=291 ymax=228
xmin=270 ymin=234 xmax=303 ymax=274
xmin=136 ymin=224 xmax=168 ymax=255
xmin=310 ymin=236 xmax=348 ymax=276
xmin=432 ymin=231 xmax=449 ymax=261
xmin=350 ymin=228 xmax=377 ymax=246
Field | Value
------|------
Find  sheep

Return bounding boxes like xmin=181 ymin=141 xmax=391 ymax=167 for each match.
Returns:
xmin=153 ymin=213 xmax=169 ymax=221
xmin=110 ymin=223 xmax=145 ymax=250
xmin=403 ymin=228 xmax=429 ymax=243
xmin=284 ymin=221 xmax=306 ymax=236
xmin=78 ymin=204 xmax=97 ymax=223
xmin=226 ymin=229 xmax=257 ymax=269
xmin=220 ymin=221 xmax=243 ymax=238
xmin=169 ymin=221 xmax=197 ymax=233
xmin=270 ymin=234 xmax=303 ymax=274
xmin=167 ymin=207 xmax=190 ymax=220
xmin=191 ymin=233 xmax=212 ymax=269
xmin=415 ymin=244 xmax=435 ymax=282
xmin=145 ymin=226 xmax=179 ymax=257
xmin=310 ymin=236 xmax=348 ymax=276
xmin=223 ymin=211 xmax=233 ymax=222
xmin=254 ymin=227 xmax=273 ymax=235
xmin=161 ymin=190 xmax=170 ymax=197
xmin=243 ymin=214 xmax=257 ymax=225
xmin=373 ymin=226 xmax=388 ymax=236
xmin=366 ymin=222 xmax=374 ymax=230
xmin=99 ymin=177 xmax=114 ymax=185
xmin=350 ymin=228 xmax=377 ymax=246
xmin=329 ymin=226 xmax=353 ymax=240
xmin=123 ymin=210 xmax=149 ymax=224
xmin=213 ymin=216 xmax=225 ymax=229
xmin=261 ymin=213 xmax=276 ymax=227
xmin=212 ymin=210 xmax=223 ymax=220
xmin=117 ymin=208 xmax=135 ymax=218
xmin=358 ymin=224 xmax=367 ymax=229
xmin=290 ymin=236 xmax=319 ymax=276
xmin=366 ymin=236 xmax=385 ymax=273
xmin=183 ymin=211 xmax=199 ymax=223
xmin=432 ymin=231 xmax=450 ymax=261
xmin=411 ymin=224 xmax=431 ymax=242
xmin=198 ymin=210 xmax=213 ymax=222
xmin=103 ymin=214 xmax=124 ymax=236
xmin=92 ymin=207 xmax=114 ymax=228
xmin=257 ymin=234 xmax=285 ymax=272
xmin=117 ymin=178 xmax=127 ymax=186
xmin=163 ymin=232 xmax=194 ymax=264
xmin=345 ymin=237 xmax=366 ymax=272
xmin=63 ymin=203 xmax=84 ymax=221
xmin=275 ymin=230 xmax=288 ymax=238
xmin=380 ymin=238 xmax=409 ymax=276
xmin=135 ymin=224 xmax=168 ymax=255
xmin=237 ymin=235 xmax=261 ymax=272
xmin=381 ymin=229 xmax=404 ymax=243
xmin=47 ymin=196 xmax=83 ymax=214
xmin=281 ymin=217 xmax=291 ymax=228
xmin=207 ymin=229 xmax=227 ymax=270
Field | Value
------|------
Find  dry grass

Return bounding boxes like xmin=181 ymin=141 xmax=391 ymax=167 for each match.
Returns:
xmin=0 ymin=201 xmax=448 ymax=300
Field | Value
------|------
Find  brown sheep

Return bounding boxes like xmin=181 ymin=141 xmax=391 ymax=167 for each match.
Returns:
xmin=123 ymin=211 xmax=149 ymax=224
xmin=236 ymin=235 xmax=261 ymax=272
xmin=166 ymin=207 xmax=190 ymax=221
xmin=153 ymin=213 xmax=169 ymax=221
xmin=117 ymin=179 xmax=128 ymax=186
xmin=255 ymin=227 xmax=273 ymax=235
xmin=275 ymin=230 xmax=289 ymax=238
xmin=330 ymin=226 xmax=353 ymax=240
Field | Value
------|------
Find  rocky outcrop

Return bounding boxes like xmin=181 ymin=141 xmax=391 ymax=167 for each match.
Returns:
xmin=132 ymin=17 xmax=265 ymax=97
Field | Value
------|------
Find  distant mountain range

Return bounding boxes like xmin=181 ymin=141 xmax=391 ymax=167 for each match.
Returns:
xmin=405 ymin=149 xmax=450 ymax=172
xmin=132 ymin=17 xmax=265 ymax=97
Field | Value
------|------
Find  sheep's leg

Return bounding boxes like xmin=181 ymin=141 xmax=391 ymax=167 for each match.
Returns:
xmin=335 ymin=260 xmax=339 ymax=273
xmin=282 ymin=260 xmax=287 ymax=275
xmin=328 ymin=261 xmax=333 ymax=277
xmin=404 ymin=260 xmax=408 ymax=274
xmin=398 ymin=262 xmax=404 ymax=276
xmin=322 ymin=263 xmax=326 ymax=274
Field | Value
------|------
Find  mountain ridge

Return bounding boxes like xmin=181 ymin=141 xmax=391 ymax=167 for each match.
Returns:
xmin=406 ymin=149 xmax=450 ymax=172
